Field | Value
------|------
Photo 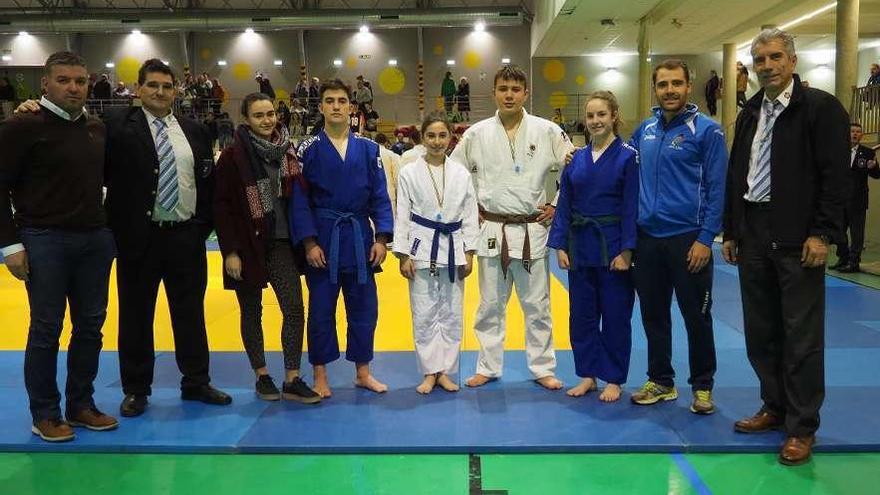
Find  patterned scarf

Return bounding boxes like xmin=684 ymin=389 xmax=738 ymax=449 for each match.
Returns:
xmin=239 ymin=125 xmax=301 ymax=228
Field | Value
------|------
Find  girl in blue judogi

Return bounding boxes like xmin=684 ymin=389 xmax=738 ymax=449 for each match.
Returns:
xmin=548 ymin=91 xmax=639 ymax=402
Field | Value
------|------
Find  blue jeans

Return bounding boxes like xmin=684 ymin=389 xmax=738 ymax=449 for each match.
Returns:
xmin=20 ymin=227 xmax=115 ymax=422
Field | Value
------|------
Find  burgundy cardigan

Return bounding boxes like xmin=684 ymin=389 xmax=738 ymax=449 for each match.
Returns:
xmin=213 ymin=135 xmax=304 ymax=290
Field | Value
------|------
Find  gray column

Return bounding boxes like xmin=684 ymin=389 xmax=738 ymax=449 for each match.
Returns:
xmin=179 ymin=32 xmax=191 ymax=70
xmin=722 ymin=43 xmax=738 ymax=148
xmin=637 ymin=17 xmax=652 ymax=120
xmin=835 ymin=0 xmax=859 ymax=104
xmin=298 ymin=30 xmax=309 ymax=81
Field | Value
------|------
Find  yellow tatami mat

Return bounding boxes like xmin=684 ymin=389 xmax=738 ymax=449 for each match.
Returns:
xmin=0 ymin=252 xmax=573 ymax=352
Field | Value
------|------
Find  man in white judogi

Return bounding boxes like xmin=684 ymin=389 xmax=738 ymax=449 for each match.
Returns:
xmin=450 ymin=65 xmax=574 ymax=389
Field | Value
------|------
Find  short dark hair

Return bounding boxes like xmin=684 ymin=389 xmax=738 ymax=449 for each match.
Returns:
xmin=493 ymin=64 xmax=528 ymax=89
xmin=652 ymin=59 xmax=690 ymax=85
xmin=420 ymin=111 xmax=453 ymax=136
xmin=240 ymin=92 xmax=274 ymax=117
xmin=138 ymin=58 xmax=177 ymax=86
xmin=44 ymin=51 xmax=87 ymax=76
xmin=319 ymin=78 xmax=352 ymax=100
xmin=410 ymin=130 xmax=422 ymax=145
xmin=852 ymin=122 xmax=863 ymax=128
xmin=374 ymin=133 xmax=389 ymax=145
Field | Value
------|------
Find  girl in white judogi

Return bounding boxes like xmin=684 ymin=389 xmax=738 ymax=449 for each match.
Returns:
xmin=394 ymin=113 xmax=479 ymax=394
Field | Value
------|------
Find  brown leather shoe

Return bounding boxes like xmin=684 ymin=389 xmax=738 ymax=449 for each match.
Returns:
xmin=67 ymin=407 xmax=119 ymax=431
xmin=734 ymin=410 xmax=783 ymax=433
xmin=779 ymin=435 xmax=815 ymax=466
xmin=32 ymin=419 xmax=75 ymax=442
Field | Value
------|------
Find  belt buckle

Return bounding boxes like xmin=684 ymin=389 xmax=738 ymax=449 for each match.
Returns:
xmin=429 ymin=261 xmax=438 ymax=276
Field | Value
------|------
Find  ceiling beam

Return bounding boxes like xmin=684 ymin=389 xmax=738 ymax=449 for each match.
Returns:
xmin=703 ymin=0 xmax=829 ymax=47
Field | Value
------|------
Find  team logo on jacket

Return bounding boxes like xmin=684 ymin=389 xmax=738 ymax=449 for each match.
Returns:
xmin=669 ymin=134 xmax=685 ymax=150
xmin=527 ymin=144 xmax=536 ymax=157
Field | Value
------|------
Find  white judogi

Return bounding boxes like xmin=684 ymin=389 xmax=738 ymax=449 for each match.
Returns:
xmin=393 ymin=156 xmax=479 ymax=375
xmin=400 ymin=144 xmax=426 ymax=168
xmin=450 ymin=108 xmax=573 ymax=379
xmin=378 ymin=145 xmax=401 ymax=213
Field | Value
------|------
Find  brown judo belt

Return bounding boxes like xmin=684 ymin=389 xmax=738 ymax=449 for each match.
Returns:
xmin=479 ymin=205 xmax=541 ymax=277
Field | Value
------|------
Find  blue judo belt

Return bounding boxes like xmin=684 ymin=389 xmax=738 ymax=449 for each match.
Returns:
xmin=568 ymin=213 xmax=621 ymax=269
xmin=410 ymin=213 xmax=463 ymax=283
xmin=315 ymin=207 xmax=369 ymax=285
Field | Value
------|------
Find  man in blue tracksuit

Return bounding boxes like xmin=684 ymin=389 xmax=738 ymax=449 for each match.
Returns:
xmin=629 ymin=59 xmax=728 ymax=415
xmin=289 ymin=79 xmax=394 ymax=399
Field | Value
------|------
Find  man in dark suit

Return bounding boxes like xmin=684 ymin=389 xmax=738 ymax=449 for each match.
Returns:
xmin=832 ymin=123 xmax=880 ymax=272
xmin=722 ymin=29 xmax=849 ymax=466
xmin=105 ymin=59 xmax=231 ymax=416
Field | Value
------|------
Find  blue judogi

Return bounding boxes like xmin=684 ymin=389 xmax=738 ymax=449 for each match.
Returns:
xmin=289 ymin=131 xmax=393 ymax=365
xmin=547 ymin=137 xmax=638 ymax=384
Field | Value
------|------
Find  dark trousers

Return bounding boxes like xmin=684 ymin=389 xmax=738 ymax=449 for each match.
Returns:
xmin=738 ymin=203 xmax=825 ymax=437
xmin=836 ymin=203 xmax=867 ymax=262
xmin=234 ymin=240 xmax=305 ymax=371
xmin=20 ymin=227 xmax=115 ymax=421
xmin=305 ymin=267 xmax=378 ymax=365
xmin=116 ymin=223 xmax=210 ymax=396
xmin=568 ymin=267 xmax=634 ymax=384
xmin=706 ymin=98 xmax=718 ymax=116
xmin=632 ymin=230 xmax=716 ymax=391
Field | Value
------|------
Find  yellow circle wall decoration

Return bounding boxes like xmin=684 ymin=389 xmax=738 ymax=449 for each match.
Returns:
xmin=275 ymin=89 xmax=290 ymax=103
xmin=576 ymin=75 xmax=586 ymax=85
xmin=117 ymin=57 xmax=141 ymax=86
xmin=463 ymin=50 xmax=481 ymax=69
xmin=433 ymin=45 xmax=444 ymax=56
xmin=543 ymin=59 xmax=565 ymax=83
xmin=346 ymin=56 xmax=358 ymax=69
xmin=232 ymin=62 xmax=253 ymax=81
xmin=549 ymin=91 xmax=569 ymax=110
xmin=378 ymin=67 xmax=406 ymax=95
xmin=199 ymin=48 xmax=212 ymax=61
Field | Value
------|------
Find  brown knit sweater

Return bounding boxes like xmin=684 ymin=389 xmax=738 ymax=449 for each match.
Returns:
xmin=0 ymin=105 xmax=107 ymax=248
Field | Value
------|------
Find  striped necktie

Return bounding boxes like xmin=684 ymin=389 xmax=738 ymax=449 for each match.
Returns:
xmin=750 ymin=99 xmax=782 ymax=202
xmin=153 ymin=117 xmax=179 ymax=211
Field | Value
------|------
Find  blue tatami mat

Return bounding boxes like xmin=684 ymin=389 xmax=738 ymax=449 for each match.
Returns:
xmin=0 ymin=348 xmax=878 ymax=454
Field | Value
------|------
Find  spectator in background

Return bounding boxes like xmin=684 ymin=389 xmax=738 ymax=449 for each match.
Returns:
xmin=93 ymin=74 xmax=111 ymax=100
xmin=867 ymin=63 xmax=880 ymax=86
xmin=441 ymin=71 xmax=456 ymax=114
xmin=210 ymin=78 xmax=225 ymax=115
xmin=391 ymin=130 xmax=408 ymax=155
xmin=217 ymin=112 xmax=235 ymax=149
xmin=349 ymin=103 xmax=364 ymax=135
xmin=362 ymin=102 xmax=379 ymax=134
xmin=295 ymin=75 xmax=309 ymax=106
xmin=354 ymin=79 xmax=373 ymax=112
xmin=113 ymin=81 xmax=130 ymax=99
xmin=736 ymin=62 xmax=749 ymax=108
xmin=307 ymin=77 xmax=320 ymax=123
xmin=456 ymin=77 xmax=471 ymax=122
xmin=256 ymin=73 xmax=276 ymax=100
xmin=290 ymin=99 xmax=307 ymax=139
xmin=373 ymin=132 xmax=401 ymax=213
xmin=705 ymin=70 xmax=720 ymax=116
xmin=276 ymin=100 xmax=291 ymax=130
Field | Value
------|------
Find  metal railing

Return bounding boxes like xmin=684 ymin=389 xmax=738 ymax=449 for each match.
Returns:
xmin=850 ymin=84 xmax=880 ymax=138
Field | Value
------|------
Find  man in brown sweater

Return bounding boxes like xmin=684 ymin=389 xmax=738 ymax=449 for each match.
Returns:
xmin=0 ymin=52 xmax=118 ymax=442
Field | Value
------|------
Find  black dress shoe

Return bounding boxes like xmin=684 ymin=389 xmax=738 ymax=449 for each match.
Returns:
xmin=120 ymin=394 xmax=148 ymax=417
xmin=839 ymin=263 xmax=861 ymax=273
xmin=181 ymin=385 xmax=232 ymax=405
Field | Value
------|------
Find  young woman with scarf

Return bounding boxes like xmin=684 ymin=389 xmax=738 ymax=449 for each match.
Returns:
xmin=213 ymin=92 xmax=321 ymax=404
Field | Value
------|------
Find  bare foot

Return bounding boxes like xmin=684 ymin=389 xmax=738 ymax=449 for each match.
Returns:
xmin=465 ymin=374 xmax=495 ymax=388
xmin=313 ymin=365 xmax=332 ymax=398
xmin=416 ymin=374 xmax=437 ymax=394
xmin=566 ymin=377 xmax=597 ymax=397
xmin=436 ymin=374 xmax=460 ymax=392
xmin=355 ymin=374 xmax=389 ymax=393
xmin=599 ymin=383 xmax=622 ymax=402
xmin=535 ymin=375 xmax=563 ymax=390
